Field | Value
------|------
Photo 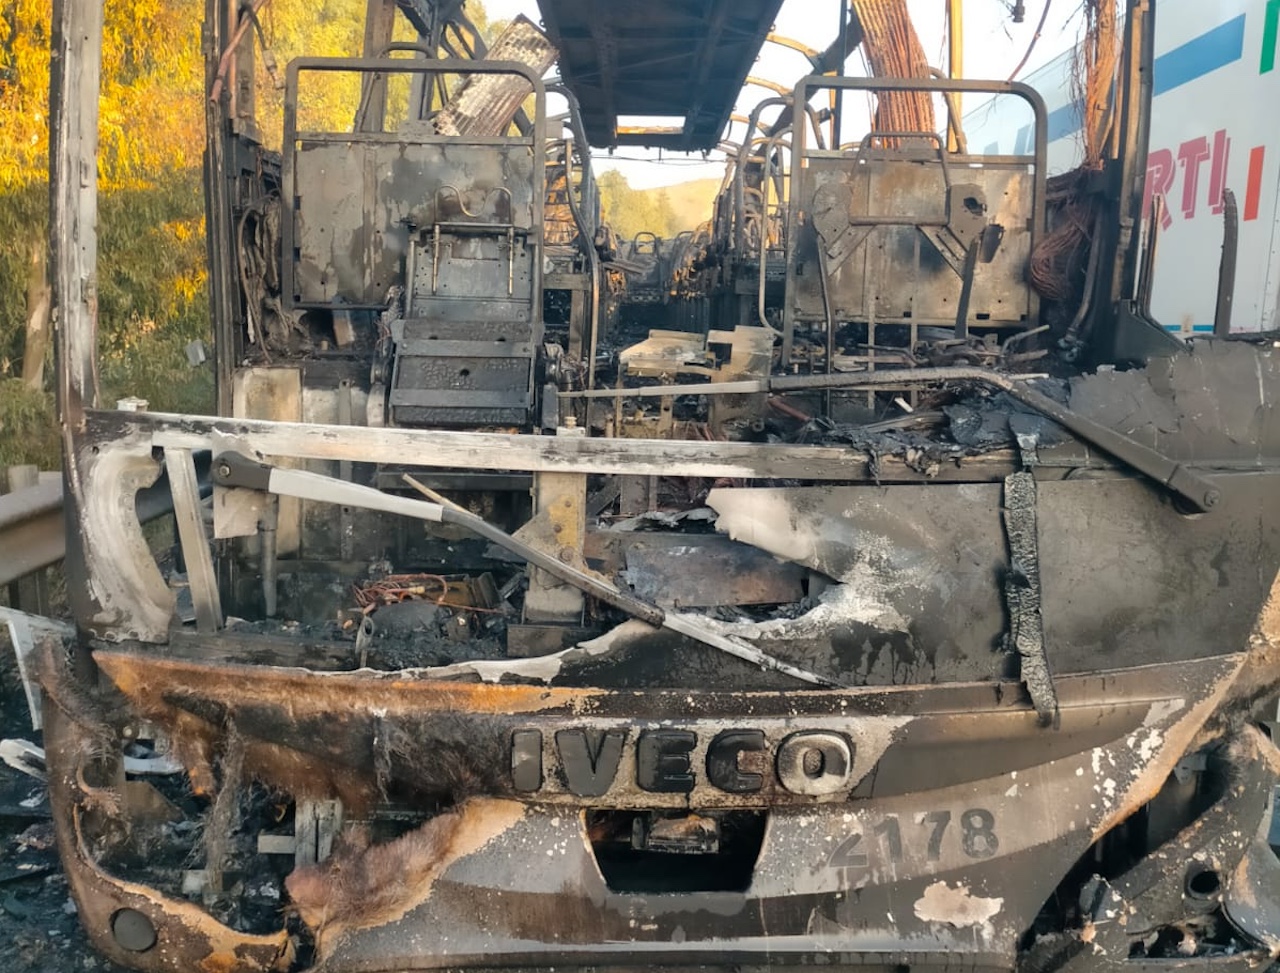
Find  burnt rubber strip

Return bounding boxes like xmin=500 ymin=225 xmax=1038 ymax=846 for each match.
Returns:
xmin=1002 ymin=470 xmax=1059 ymax=727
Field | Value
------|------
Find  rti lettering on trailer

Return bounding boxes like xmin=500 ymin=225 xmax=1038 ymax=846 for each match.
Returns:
xmin=1145 ymin=128 xmax=1268 ymax=227
xmin=509 ymin=727 xmax=864 ymax=799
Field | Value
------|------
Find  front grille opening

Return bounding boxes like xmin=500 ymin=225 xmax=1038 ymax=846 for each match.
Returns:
xmin=586 ymin=810 xmax=766 ymax=893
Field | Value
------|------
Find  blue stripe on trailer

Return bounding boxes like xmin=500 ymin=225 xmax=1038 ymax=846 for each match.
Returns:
xmin=1045 ymin=102 xmax=1081 ymax=143
xmin=1153 ymin=15 xmax=1246 ymax=94
xmin=1043 ymin=16 xmax=1248 ymax=145
xmin=1036 ymin=104 xmax=1083 ymax=146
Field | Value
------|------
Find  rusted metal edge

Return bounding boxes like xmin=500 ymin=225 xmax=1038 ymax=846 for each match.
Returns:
xmin=91 ymin=644 xmax=1243 ymax=718
xmin=43 ymin=702 xmax=292 ymax=973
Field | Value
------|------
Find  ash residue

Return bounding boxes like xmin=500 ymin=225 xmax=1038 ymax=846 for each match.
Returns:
xmin=0 ymin=636 xmax=130 ymax=972
xmin=358 ymin=601 xmax=507 ymax=670
xmin=784 ymin=384 xmax=1070 ymax=469
xmin=101 ymin=777 xmax=292 ymax=936
xmin=222 ymin=599 xmax=509 ymax=672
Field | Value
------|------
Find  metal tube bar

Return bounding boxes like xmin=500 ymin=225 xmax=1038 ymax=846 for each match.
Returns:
xmin=561 ymin=366 xmax=1219 ymax=511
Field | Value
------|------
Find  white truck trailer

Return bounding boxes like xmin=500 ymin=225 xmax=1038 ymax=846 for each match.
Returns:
xmin=966 ymin=0 xmax=1280 ymax=333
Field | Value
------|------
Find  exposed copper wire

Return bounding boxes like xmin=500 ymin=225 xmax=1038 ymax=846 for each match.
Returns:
xmin=850 ymin=0 xmax=935 ymax=137
xmin=352 ymin=574 xmax=503 ymax=616
xmin=1007 ymin=0 xmax=1054 ymax=82
xmin=209 ymin=0 xmax=274 ymax=104
xmin=768 ymin=396 xmax=812 ymax=422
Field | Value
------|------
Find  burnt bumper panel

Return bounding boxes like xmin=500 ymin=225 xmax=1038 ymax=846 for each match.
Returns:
xmin=39 ymin=644 xmax=1280 ymax=973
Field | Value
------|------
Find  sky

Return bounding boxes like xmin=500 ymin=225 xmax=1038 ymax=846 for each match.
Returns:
xmin=480 ymin=0 xmax=1084 ymax=187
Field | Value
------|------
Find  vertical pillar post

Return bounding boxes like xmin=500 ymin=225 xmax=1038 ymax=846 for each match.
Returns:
xmin=166 ymin=447 xmax=224 ymax=633
xmin=359 ymin=0 xmax=398 ymax=130
xmin=50 ymin=0 xmax=104 ymax=429
xmin=523 ymin=469 xmax=587 ymax=624
xmin=947 ymin=0 xmax=963 ymax=151
xmin=206 ymin=0 xmax=236 ymax=416
xmin=49 ymin=0 xmax=104 ymax=627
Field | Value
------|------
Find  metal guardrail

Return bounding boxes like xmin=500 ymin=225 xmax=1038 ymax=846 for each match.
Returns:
xmin=0 ymin=459 xmax=209 ymax=588
xmin=0 ymin=472 xmax=65 ymax=588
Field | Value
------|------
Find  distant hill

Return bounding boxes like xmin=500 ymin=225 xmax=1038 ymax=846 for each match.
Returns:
xmin=647 ymin=177 xmax=724 ymax=233
xmin=598 ymin=171 xmax=725 ymax=240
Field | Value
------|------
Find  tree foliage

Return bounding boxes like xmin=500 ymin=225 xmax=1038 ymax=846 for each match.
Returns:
xmin=1 ymin=0 xmax=209 ymax=408
xmin=1 ymin=0 xmax=204 ymax=188
xmin=597 ymin=169 xmax=681 ymax=241
xmin=0 ymin=0 xmax=381 ymax=449
xmin=0 ymin=0 xmax=510 ymax=464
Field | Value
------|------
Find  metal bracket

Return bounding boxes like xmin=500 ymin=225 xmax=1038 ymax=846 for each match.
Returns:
xmin=0 ymin=607 xmax=74 ymax=730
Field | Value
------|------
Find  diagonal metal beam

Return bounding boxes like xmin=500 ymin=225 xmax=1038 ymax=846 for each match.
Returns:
xmin=683 ymin=4 xmax=734 ymax=145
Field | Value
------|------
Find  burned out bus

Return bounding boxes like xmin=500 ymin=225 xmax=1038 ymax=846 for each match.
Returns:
xmin=21 ymin=0 xmax=1280 ymax=970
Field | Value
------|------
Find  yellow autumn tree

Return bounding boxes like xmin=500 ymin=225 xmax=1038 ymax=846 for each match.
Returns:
xmin=0 ymin=0 xmax=489 ymax=464
xmin=1 ymin=0 xmax=211 ymax=449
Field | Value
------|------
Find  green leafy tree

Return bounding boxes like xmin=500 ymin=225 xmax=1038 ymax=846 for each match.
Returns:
xmin=0 ymin=0 xmax=494 ymax=464
xmin=599 ymin=169 xmax=672 ymax=240
xmin=1 ymin=0 xmax=210 ymax=459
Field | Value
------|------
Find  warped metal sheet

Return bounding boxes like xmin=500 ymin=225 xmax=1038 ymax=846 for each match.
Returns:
xmin=536 ymin=0 xmax=786 ymax=149
xmin=434 ymin=15 xmax=557 ymax=136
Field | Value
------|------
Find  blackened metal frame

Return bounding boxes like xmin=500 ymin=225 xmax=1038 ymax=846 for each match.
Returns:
xmin=279 ymin=56 xmax=547 ymax=313
xmin=780 ymin=76 xmax=1049 ymax=366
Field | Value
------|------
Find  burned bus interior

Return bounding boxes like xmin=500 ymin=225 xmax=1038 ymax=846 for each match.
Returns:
xmin=18 ymin=0 xmax=1280 ymax=970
